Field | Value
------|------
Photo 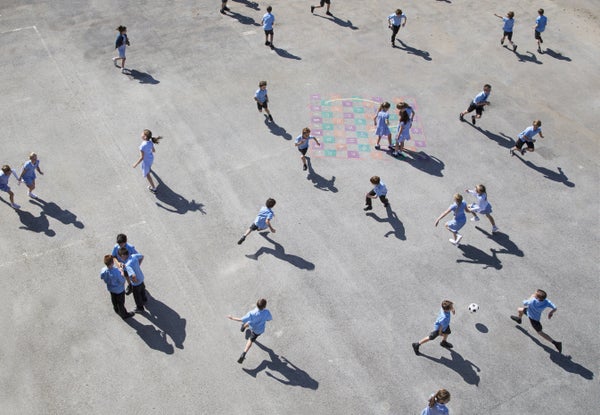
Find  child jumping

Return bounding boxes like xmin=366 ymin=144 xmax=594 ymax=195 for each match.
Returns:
xmin=435 ymin=193 xmax=471 ymax=245
xmin=364 ymin=176 xmax=389 ymax=211
xmin=465 ymin=184 xmax=498 ymax=233
xmin=295 ymin=127 xmax=320 ymax=171
xmin=238 ymin=198 xmax=276 ymax=245
xmin=19 ymin=152 xmax=43 ymax=200
xmin=373 ymin=102 xmax=392 ymax=150
xmin=494 ymin=11 xmax=517 ymax=51
xmin=459 ymin=84 xmax=491 ymax=126
xmin=0 ymin=165 xmax=21 ymax=209
xmin=112 ymin=25 xmax=130 ymax=73
xmin=133 ymin=129 xmax=162 ymax=193
xmin=227 ymin=298 xmax=273 ymax=364
xmin=412 ymin=300 xmax=456 ymax=355
xmin=510 ymin=120 xmax=544 ymax=156
xmin=254 ymin=81 xmax=273 ymax=122
xmin=511 ymin=289 xmax=562 ymax=353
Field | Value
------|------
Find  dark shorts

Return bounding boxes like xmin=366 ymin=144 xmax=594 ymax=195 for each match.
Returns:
xmin=249 ymin=331 xmax=261 ymax=342
xmin=256 ymin=101 xmax=268 ymax=111
xmin=320 ymin=0 xmax=331 ymax=5
xmin=503 ymin=31 xmax=513 ymax=41
xmin=298 ymin=147 xmax=308 ymax=155
xmin=467 ymin=102 xmax=484 ymax=116
xmin=515 ymin=138 xmax=534 ymax=150
xmin=264 ymin=29 xmax=273 ymax=35
xmin=0 ymin=184 xmax=10 ymax=192
xmin=535 ymin=30 xmax=543 ymax=40
xmin=249 ymin=223 xmax=260 ymax=231
xmin=429 ymin=326 xmax=451 ymax=340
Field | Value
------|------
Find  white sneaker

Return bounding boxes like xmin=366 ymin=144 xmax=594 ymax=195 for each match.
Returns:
xmin=11 ymin=203 xmax=20 ymax=209
xmin=492 ymin=226 xmax=499 ymax=233
xmin=471 ymin=216 xmax=480 ymax=222
xmin=28 ymin=192 xmax=38 ymax=199
xmin=449 ymin=238 xmax=457 ymax=245
xmin=148 ymin=186 xmax=157 ymax=193
xmin=455 ymin=234 xmax=463 ymax=244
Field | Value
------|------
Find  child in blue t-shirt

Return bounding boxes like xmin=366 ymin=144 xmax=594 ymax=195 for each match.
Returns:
xmin=465 ymin=184 xmax=498 ymax=233
xmin=412 ymin=300 xmax=456 ymax=355
xmin=0 ymin=164 xmax=21 ymax=209
xmin=295 ymin=127 xmax=320 ymax=171
xmin=534 ymin=8 xmax=548 ymax=53
xmin=262 ymin=6 xmax=275 ymax=48
xmin=511 ymin=289 xmax=562 ymax=353
xmin=18 ymin=152 xmax=44 ymax=200
xmin=373 ymin=102 xmax=392 ymax=150
xmin=238 ymin=198 xmax=276 ymax=245
xmin=435 ymin=193 xmax=471 ymax=245
xmin=510 ymin=120 xmax=544 ymax=156
xmin=494 ymin=11 xmax=517 ymax=51
xmin=421 ymin=389 xmax=451 ymax=415
xmin=227 ymin=298 xmax=273 ymax=363
xmin=388 ymin=9 xmax=407 ymax=46
xmin=254 ymin=81 xmax=273 ymax=122
xmin=364 ymin=176 xmax=389 ymax=211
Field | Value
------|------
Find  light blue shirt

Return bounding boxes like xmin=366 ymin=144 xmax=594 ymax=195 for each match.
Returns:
xmin=0 ymin=169 xmax=18 ymax=189
xmin=100 ymin=266 xmax=126 ymax=294
xmin=255 ymin=88 xmax=268 ymax=104
xmin=125 ymin=253 xmax=145 ymax=286
xmin=254 ymin=206 xmax=274 ymax=229
xmin=295 ymin=135 xmax=315 ymax=150
xmin=21 ymin=160 xmax=39 ymax=181
xmin=502 ymin=17 xmax=514 ymax=32
xmin=536 ymin=15 xmax=547 ymax=32
xmin=373 ymin=182 xmax=387 ymax=197
xmin=449 ymin=201 xmax=467 ymax=220
xmin=519 ymin=126 xmax=542 ymax=141
xmin=262 ymin=13 xmax=274 ymax=30
xmin=112 ymin=243 xmax=138 ymax=263
xmin=140 ymin=140 xmax=154 ymax=161
xmin=397 ymin=120 xmax=411 ymax=140
xmin=376 ymin=111 xmax=389 ymax=128
xmin=388 ymin=13 xmax=406 ymax=27
xmin=242 ymin=307 xmax=272 ymax=334
xmin=473 ymin=91 xmax=489 ymax=105
xmin=524 ymin=297 xmax=556 ymax=321
xmin=433 ymin=309 xmax=451 ymax=331
xmin=421 ymin=403 xmax=449 ymax=415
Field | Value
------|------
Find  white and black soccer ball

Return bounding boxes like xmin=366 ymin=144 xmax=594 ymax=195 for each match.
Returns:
xmin=468 ymin=303 xmax=480 ymax=313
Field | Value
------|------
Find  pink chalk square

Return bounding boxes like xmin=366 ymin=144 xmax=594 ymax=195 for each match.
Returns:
xmin=342 ymin=101 xmax=353 ymax=107
xmin=310 ymin=94 xmax=321 ymax=100
xmin=334 ymin=130 xmax=346 ymax=137
xmin=311 ymin=105 xmax=321 ymax=111
xmin=410 ymin=127 xmax=422 ymax=134
xmin=332 ymin=118 xmax=344 ymax=125
xmin=346 ymin=138 xmax=358 ymax=145
xmin=335 ymin=143 xmax=348 ymax=151
xmin=413 ymin=140 xmax=426 ymax=148
xmin=347 ymin=151 xmax=360 ymax=159
xmin=312 ymin=129 xmax=323 ymax=136
xmin=345 ymin=125 xmax=356 ymax=132
xmin=311 ymin=116 xmax=323 ymax=124
xmin=370 ymin=152 xmax=384 ymax=160
xmin=371 ymin=97 xmax=383 ymax=103
xmin=343 ymin=112 xmax=355 ymax=119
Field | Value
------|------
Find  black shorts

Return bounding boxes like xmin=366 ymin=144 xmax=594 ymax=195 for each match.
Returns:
xmin=524 ymin=308 xmax=543 ymax=331
xmin=467 ymin=102 xmax=484 ymax=116
xmin=535 ymin=30 xmax=543 ymax=40
xmin=503 ymin=31 xmax=513 ymax=41
xmin=515 ymin=138 xmax=534 ymax=150
xmin=249 ymin=223 xmax=260 ymax=231
xmin=256 ymin=101 xmax=268 ymax=111
xmin=320 ymin=0 xmax=331 ymax=5
xmin=298 ymin=147 xmax=308 ymax=155
xmin=264 ymin=29 xmax=274 ymax=36
xmin=249 ymin=331 xmax=261 ymax=342
xmin=428 ymin=326 xmax=451 ymax=340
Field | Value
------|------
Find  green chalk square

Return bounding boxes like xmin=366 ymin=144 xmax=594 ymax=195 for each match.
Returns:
xmin=358 ymin=144 xmax=371 ymax=152
xmin=353 ymin=107 xmax=365 ymax=114
xmin=356 ymin=131 xmax=369 ymax=138
xmin=322 ymin=123 xmax=334 ymax=130
xmin=321 ymin=112 xmax=333 ymax=118
xmin=323 ymin=136 xmax=336 ymax=143
xmin=354 ymin=118 xmax=367 ymax=125
xmin=324 ymin=149 xmax=337 ymax=157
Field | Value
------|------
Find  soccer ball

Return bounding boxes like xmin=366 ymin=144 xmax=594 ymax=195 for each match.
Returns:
xmin=468 ymin=303 xmax=480 ymax=313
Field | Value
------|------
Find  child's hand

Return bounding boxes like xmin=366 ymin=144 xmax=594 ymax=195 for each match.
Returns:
xmin=434 ymin=219 xmax=440 ymax=227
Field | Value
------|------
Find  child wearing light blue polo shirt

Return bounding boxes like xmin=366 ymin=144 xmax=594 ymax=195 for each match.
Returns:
xmin=364 ymin=176 xmax=389 ymax=211
xmin=465 ymin=184 xmax=498 ymax=233
xmin=227 ymin=298 xmax=273 ymax=363
xmin=0 ymin=165 xmax=21 ymax=209
xmin=118 ymin=248 xmax=147 ymax=313
xmin=295 ymin=127 xmax=320 ymax=171
xmin=510 ymin=120 xmax=544 ymax=156
xmin=413 ymin=300 xmax=456 ymax=355
xmin=494 ymin=11 xmax=517 ymax=51
xmin=254 ymin=81 xmax=273 ymax=122
xmin=435 ymin=193 xmax=471 ymax=245
xmin=534 ymin=9 xmax=548 ymax=53
xmin=18 ymin=152 xmax=43 ymax=200
xmin=388 ymin=9 xmax=407 ymax=46
xmin=459 ymin=84 xmax=492 ymax=125
xmin=262 ymin=6 xmax=275 ymax=47
xmin=100 ymin=255 xmax=134 ymax=319
xmin=511 ymin=289 xmax=562 ymax=353
xmin=238 ymin=198 xmax=276 ymax=245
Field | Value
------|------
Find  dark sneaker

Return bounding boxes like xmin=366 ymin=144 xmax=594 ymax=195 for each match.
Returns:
xmin=240 ymin=323 xmax=246 ymax=332
xmin=326 ymin=11 xmax=332 ymax=16
xmin=500 ymin=38 xmax=504 ymax=45
xmin=134 ymin=307 xmax=145 ymax=313
xmin=471 ymin=116 xmax=476 ymax=125
xmin=237 ymin=236 xmax=246 ymax=245
xmin=220 ymin=9 xmax=226 ymax=14
xmin=310 ymin=6 xmax=315 ymax=13
xmin=363 ymin=206 xmax=372 ymax=211
xmin=510 ymin=315 xmax=522 ymax=324
xmin=459 ymin=113 xmax=464 ymax=121
xmin=510 ymin=149 xmax=515 ymax=157
xmin=374 ymin=145 xmax=380 ymax=150
xmin=122 ymin=312 xmax=135 ymax=320
xmin=554 ymin=341 xmax=562 ymax=353
xmin=265 ymin=41 xmax=270 ymax=46
xmin=237 ymin=353 xmax=246 ymax=364
xmin=440 ymin=341 xmax=453 ymax=349
xmin=412 ymin=342 xmax=420 ymax=355
xmin=383 ymin=203 xmax=390 ymax=208
xmin=268 ymin=114 xmax=273 ymax=121
xmin=521 ymin=148 xmax=527 ymax=155
xmin=223 ymin=6 xmax=230 ymax=11
xmin=303 ymin=164 xmax=307 ymax=171
xmin=513 ymin=44 xmax=518 ymax=52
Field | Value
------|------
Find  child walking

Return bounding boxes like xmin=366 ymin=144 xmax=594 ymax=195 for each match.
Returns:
xmin=412 ymin=300 xmax=456 ymax=355
xmin=364 ymin=176 xmax=389 ymax=211
xmin=392 ymin=109 xmax=411 ymax=157
xmin=238 ymin=198 xmax=276 ymax=245
xmin=388 ymin=9 xmax=407 ymax=47
xmin=459 ymin=84 xmax=492 ymax=126
xmin=132 ymin=129 xmax=162 ymax=193
xmin=112 ymin=26 xmax=130 ymax=73
xmin=534 ymin=9 xmax=548 ymax=53
xmin=511 ymin=289 xmax=562 ymax=353
xmin=435 ymin=193 xmax=471 ymax=245
xmin=494 ymin=11 xmax=517 ymax=51
xmin=18 ymin=152 xmax=43 ymax=200
xmin=465 ymin=184 xmax=498 ymax=233
xmin=510 ymin=120 xmax=544 ymax=156
xmin=421 ymin=389 xmax=451 ymax=415
xmin=295 ymin=127 xmax=320 ymax=171
xmin=262 ymin=6 xmax=275 ymax=48
xmin=220 ymin=0 xmax=230 ymax=14
xmin=254 ymin=81 xmax=273 ymax=122
xmin=227 ymin=298 xmax=273 ymax=363
xmin=373 ymin=102 xmax=392 ymax=150
xmin=0 ymin=165 xmax=21 ymax=209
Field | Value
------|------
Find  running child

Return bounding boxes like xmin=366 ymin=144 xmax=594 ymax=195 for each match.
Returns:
xmin=112 ymin=26 xmax=130 ymax=73
xmin=220 ymin=0 xmax=230 ymax=14
xmin=254 ymin=81 xmax=273 ymax=122
xmin=459 ymin=84 xmax=491 ymax=126
xmin=511 ymin=289 xmax=562 ymax=353
xmin=373 ymin=102 xmax=392 ymax=150
xmin=132 ymin=129 xmax=162 ymax=193
xmin=435 ymin=193 xmax=471 ymax=245
xmin=227 ymin=298 xmax=273 ymax=364
xmin=364 ymin=176 xmax=389 ymax=211
xmin=262 ymin=6 xmax=275 ymax=48
xmin=311 ymin=0 xmax=332 ymax=16
xmin=295 ymin=127 xmax=320 ymax=171
xmin=412 ymin=300 xmax=456 ymax=355
xmin=465 ymin=184 xmax=498 ymax=233
xmin=494 ymin=11 xmax=517 ymax=51
xmin=0 ymin=165 xmax=21 ymax=209
xmin=421 ymin=389 xmax=451 ymax=415
xmin=238 ymin=198 xmax=276 ymax=245
xmin=388 ymin=9 xmax=407 ymax=47
xmin=18 ymin=152 xmax=43 ymax=200
xmin=510 ymin=120 xmax=544 ymax=156
xmin=392 ymin=109 xmax=411 ymax=157
xmin=534 ymin=9 xmax=548 ymax=53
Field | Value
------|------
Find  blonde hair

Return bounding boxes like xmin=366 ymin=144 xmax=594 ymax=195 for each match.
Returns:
xmin=302 ymin=127 xmax=311 ymax=134
xmin=453 ymin=193 xmax=463 ymax=204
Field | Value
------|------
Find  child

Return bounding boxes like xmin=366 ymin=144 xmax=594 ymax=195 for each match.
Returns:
xmin=0 ymin=165 xmax=21 ymax=209
xmin=396 ymin=101 xmax=415 ymax=122
xmin=435 ymin=193 xmax=471 ymax=245
xmin=373 ymin=102 xmax=392 ymax=150
xmin=111 ymin=233 xmax=138 ymax=263
xmin=132 ymin=129 xmax=162 ymax=193
xmin=465 ymin=184 xmax=498 ymax=233
xmin=388 ymin=9 xmax=407 ymax=47
xmin=510 ymin=120 xmax=544 ymax=156
xmin=459 ymin=84 xmax=491 ymax=126
xmin=412 ymin=300 xmax=456 ymax=355
xmin=392 ymin=110 xmax=411 ymax=157
xmin=494 ymin=11 xmax=517 ymax=51
xmin=254 ymin=81 xmax=273 ymax=122
xmin=19 ymin=152 xmax=44 ymax=200
xmin=534 ymin=9 xmax=548 ymax=53
xmin=220 ymin=0 xmax=230 ymax=14
xmin=364 ymin=176 xmax=389 ymax=211
xmin=238 ymin=198 xmax=276 ymax=245
xmin=118 ymin=248 xmax=147 ymax=313
xmin=295 ymin=127 xmax=320 ymax=171
xmin=511 ymin=289 xmax=562 ymax=353
xmin=100 ymin=255 xmax=134 ymax=320
xmin=262 ymin=6 xmax=275 ymax=48
xmin=421 ymin=389 xmax=451 ymax=415
xmin=227 ymin=298 xmax=273 ymax=364
xmin=311 ymin=0 xmax=332 ymax=16
xmin=112 ymin=26 xmax=130 ymax=73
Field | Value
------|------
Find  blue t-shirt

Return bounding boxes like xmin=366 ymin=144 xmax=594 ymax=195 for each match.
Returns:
xmin=262 ymin=13 xmax=274 ymax=30
xmin=242 ymin=307 xmax=272 ymax=334
xmin=21 ymin=160 xmax=39 ymax=181
xmin=100 ymin=266 xmax=126 ymax=294
xmin=502 ymin=17 xmax=514 ymax=32
xmin=433 ymin=309 xmax=451 ymax=331
xmin=0 ymin=169 xmax=18 ymax=189
xmin=473 ymin=91 xmax=489 ymax=105
xmin=524 ymin=297 xmax=556 ymax=321
xmin=376 ymin=111 xmax=389 ymax=128
xmin=536 ymin=15 xmax=547 ymax=32
xmin=397 ymin=120 xmax=412 ymax=140
xmin=373 ymin=182 xmax=387 ymax=197
xmin=112 ymin=243 xmax=138 ymax=263
xmin=449 ymin=201 xmax=467 ymax=220
xmin=388 ymin=13 xmax=406 ymax=27
xmin=140 ymin=140 xmax=154 ymax=161
xmin=421 ymin=403 xmax=449 ymax=415
xmin=254 ymin=206 xmax=274 ymax=228
xmin=125 ymin=253 xmax=145 ymax=286
xmin=255 ymin=88 xmax=268 ymax=104
xmin=295 ymin=135 xmax=315 ymax=150
xmin=519 ymin=126 xmax=542 ymax=141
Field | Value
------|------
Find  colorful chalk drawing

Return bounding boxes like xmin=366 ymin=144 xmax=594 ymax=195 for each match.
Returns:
xmin=308 ymin=94 xmax=427 ymax=160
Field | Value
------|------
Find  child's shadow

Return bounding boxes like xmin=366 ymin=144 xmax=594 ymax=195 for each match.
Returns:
xmin=231 ymin=0 xmax=260 ymax=10
xmin=366 ymin=205 xmax=406 ymax=240
xmin=264 ymin=118 xmax=292 ymax=140
xmin=126 ymin=69 xmax=159 ymax=84
xmin=395 ymin=40 xmax=432 ymax=61
xmin=246 ymin=233 xmax=315 ymax=270
xmin=243 ymin=341 xmax=319 ymax=389
xmin=29 ymin=198 xmax=84 ymax=229
xmin=543 ymin=48 xmax=572 ymax=62
xmin=313 ymin=13 xmax=358 ymax=30
xmin=475 ymin=227 xmax=524 ymax=257
xmin=515 ymin=50 xmax=543 ymax=65
xmin=456 ymin=244 xmax=502 ymax=270
xmin=16 ymin=210 xmax=56 ymax=237
xmin=306 ymin=158 xmax=337 ymax=192
xmin=227 ymin=11 xmax=261 ymax=26
xmin=404 ymin=151 xmax=445 ymax=177
xmin=141 ymin=292 xmax=186 ymax=350
xmin=421 ymin=349 xmax=481 ymax=386
xmin=515 ymin=158 xmax=575 ymax=187
xmin=150 ymin=171 xmax=206 ymax=214
xmin=125 ymin=317 xmax=175 ymax=355
xmin=468 ymin=127 xmax=513 ymax=148
xmin=272 ymin=46 xmax=302 ymax=60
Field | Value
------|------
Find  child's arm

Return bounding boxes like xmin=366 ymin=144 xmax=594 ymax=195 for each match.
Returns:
xmin=132 ymin=150 xmax=144 ymax=168
xmin=313 ymin=136 xmax=320 ymax=146
xmin=373 ymin=115 xmax=377 ymax=125
xmin=36 ymin=164 xmax=43 ymax=175
xmin=227 ymin=315 xmax=242 ymax=322
xmin=402 ymin=15 xmax=407 ymax=27
xmin=494 ymin=13 xmax=502 ymax=19
xmin=434 ymin=208 xmax=451 ymax=226
xmin=465 ymin=188 xmax=476 ymax=195
xmin=548 ymin=308 xmax=557 ymax=319
xmin=266 ymin=218 xmax=276 ymax=233
xmin=11 ymin=170 xmax=20 ymax=180
xmin=538 ymin=131 xmax=544 ymax=139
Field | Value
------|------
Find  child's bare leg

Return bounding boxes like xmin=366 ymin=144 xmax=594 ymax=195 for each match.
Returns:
xmin=418 ymin=337 xmax=430 ymax=346
xmin=375 ymin=136 xmax=381 ymax=146
xmin=145 ymin=174 xmax=156 ymax=189
xmin=8 ymin=190 xmax=16 ymax=205
xmin=387 ymin=134 xmax=392 ymax=147
xmin=243 ymin=339 xmax=254 ymax=353
xmin=486 ymin=214 xmax=496 ymax=227
xmin=538 ymin=330 xmax=556 ymax=344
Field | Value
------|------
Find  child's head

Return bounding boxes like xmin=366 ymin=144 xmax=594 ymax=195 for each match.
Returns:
xmin=257 ymin=298 xmax=267 ymax=309
xmin=395 ymin=9 xmax=402 ymax=16
xmin=259 ymin=80 xmax=267 ymax=89
xmin=104 ymin=254 xmax=115 ymax=267
xmin=429 ymin=389 xmax=451 ymax=407
xmin=535 ymin=289 xmax=547 ymax=301
xmin=379 ymin=102 xmax=391 ymax=112
xmin=143 ymin=129 xmax=163 ymax=144
xmin=476 ymin=184 xmax=486 ymax=194
xmin=483 ymin=84 xmax=492 ymax=93
xmin=370 ymin=176 xmax=381 ymax=185
xmin=533 ymin=120 xmax=542 ymax=128
xmin=117 ymin=247 xmax=130 ymax=259
xmin=116 ymin=233 xmax=128 ymax=246
xmin=266 ymin=6 xmax=272 ymax=12
xmin=400 ymin=109 xmax=410 ymax=123
xmin=396 ymin=101 xmax=409 ymax=110
xmin=453 ymin=193 xmax=463 ymax=204
xmin=538 ymin=8 xmax=544 ymax=16
xmin=441 ymin=300 xmax=454 ymax=311
xmin=302 ymin=127 xmax=311 ymax=136
xmin=265 ymin=198 xmax=276 ymax=208
xmin=116 ymin=25 xmax=127 ymax=33
xmin=507 ymin=11 xmax=514 ymax=19
xmin=29 ymin=152 xmax=38 ymax=161
xmin=2 ymin=165 xmax=11 ymax=174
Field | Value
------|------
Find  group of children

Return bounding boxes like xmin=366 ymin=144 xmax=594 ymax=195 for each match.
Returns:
xmin=0 ymin=152 xmax=44 ymax=210
xmin=493 ymin=9 xmax=548 ymax=54
xmin=373 ymin=101 xmax=415 ymax=158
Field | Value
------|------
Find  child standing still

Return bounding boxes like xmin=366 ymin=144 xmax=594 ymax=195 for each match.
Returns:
xmin=238 ymin=198 xmax=276 ymax=245
xmin=421 ymin=389 xmax=451 ymax=415
xmin=534 ymin=9 xmax=548 ymax=53
xmin=393 ymin=109 xmax=411 ymax=157
xmin=364 ymin=176 xmax=389 ymax=211
xmin=435 ymin=193 xmax=471 ymax=245
xmin=112 ymin=26 xmax=130 ymax=73
xmin=465 ymin=184 xmax=498 ymax=233
xmin=0 ymin=165 xmax=21 ymax=209
xmin=412 ymin=300 xmax=456 ymax=355
xmin=510 ymin=120 xmax=544 ymax=156
xmin=295 ymin=127 xmax=320 ymax=171
xmin=373 ymin=102 xmax=392 ymax=150
xmin=262 ymin=6 xmax=275 ymax=48
xmin=494 ymin=11 xmax=517 ymax=51
xmin=255 ymin=81 xmax=273 ymax=122
xmin=132 ymin=129 xmax=162 ymax=193
xmin=388 ymin=9 xmax=407 ymax=47
xmin=19 ymin=152 xmax=43 ymax=200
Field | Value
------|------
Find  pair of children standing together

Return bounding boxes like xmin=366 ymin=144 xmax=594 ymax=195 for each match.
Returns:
xmin=373 ymin=101 xmax=414 ymax=158
xmin=1 ymin=152 xmax=44 ymax=210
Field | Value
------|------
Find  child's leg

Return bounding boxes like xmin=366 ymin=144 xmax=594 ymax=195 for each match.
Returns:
xmin=379 ymin=195 xmax=389 ymax=206
xmin=486 ymin=214 xmax=496 ymax=227
xmin=537 ymin=330 xmax=557 ymax=344
xmin=243 ymin=338 xmax=254 ymax=353
xmin=516 ymin=307 xmax=525 ymax=318
xmin=445 ymin=225 xmax=457 ymax=240
xmin=365 ymin=191 xmax=375 ymax=207
xmin=375 ymin=135 xmax=382 ymax=146
xmin=8 ymin=190 xmax=16 ymax=205
xmin=301 ymin=153 xmax=306 ymax=166
xmin=145 ymin=174 xmax=156 ymax=189
xmin=418 ymin=336 xmax=430 ymax=346
xmin=386 ymin=133 xmax=392 ymax=147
